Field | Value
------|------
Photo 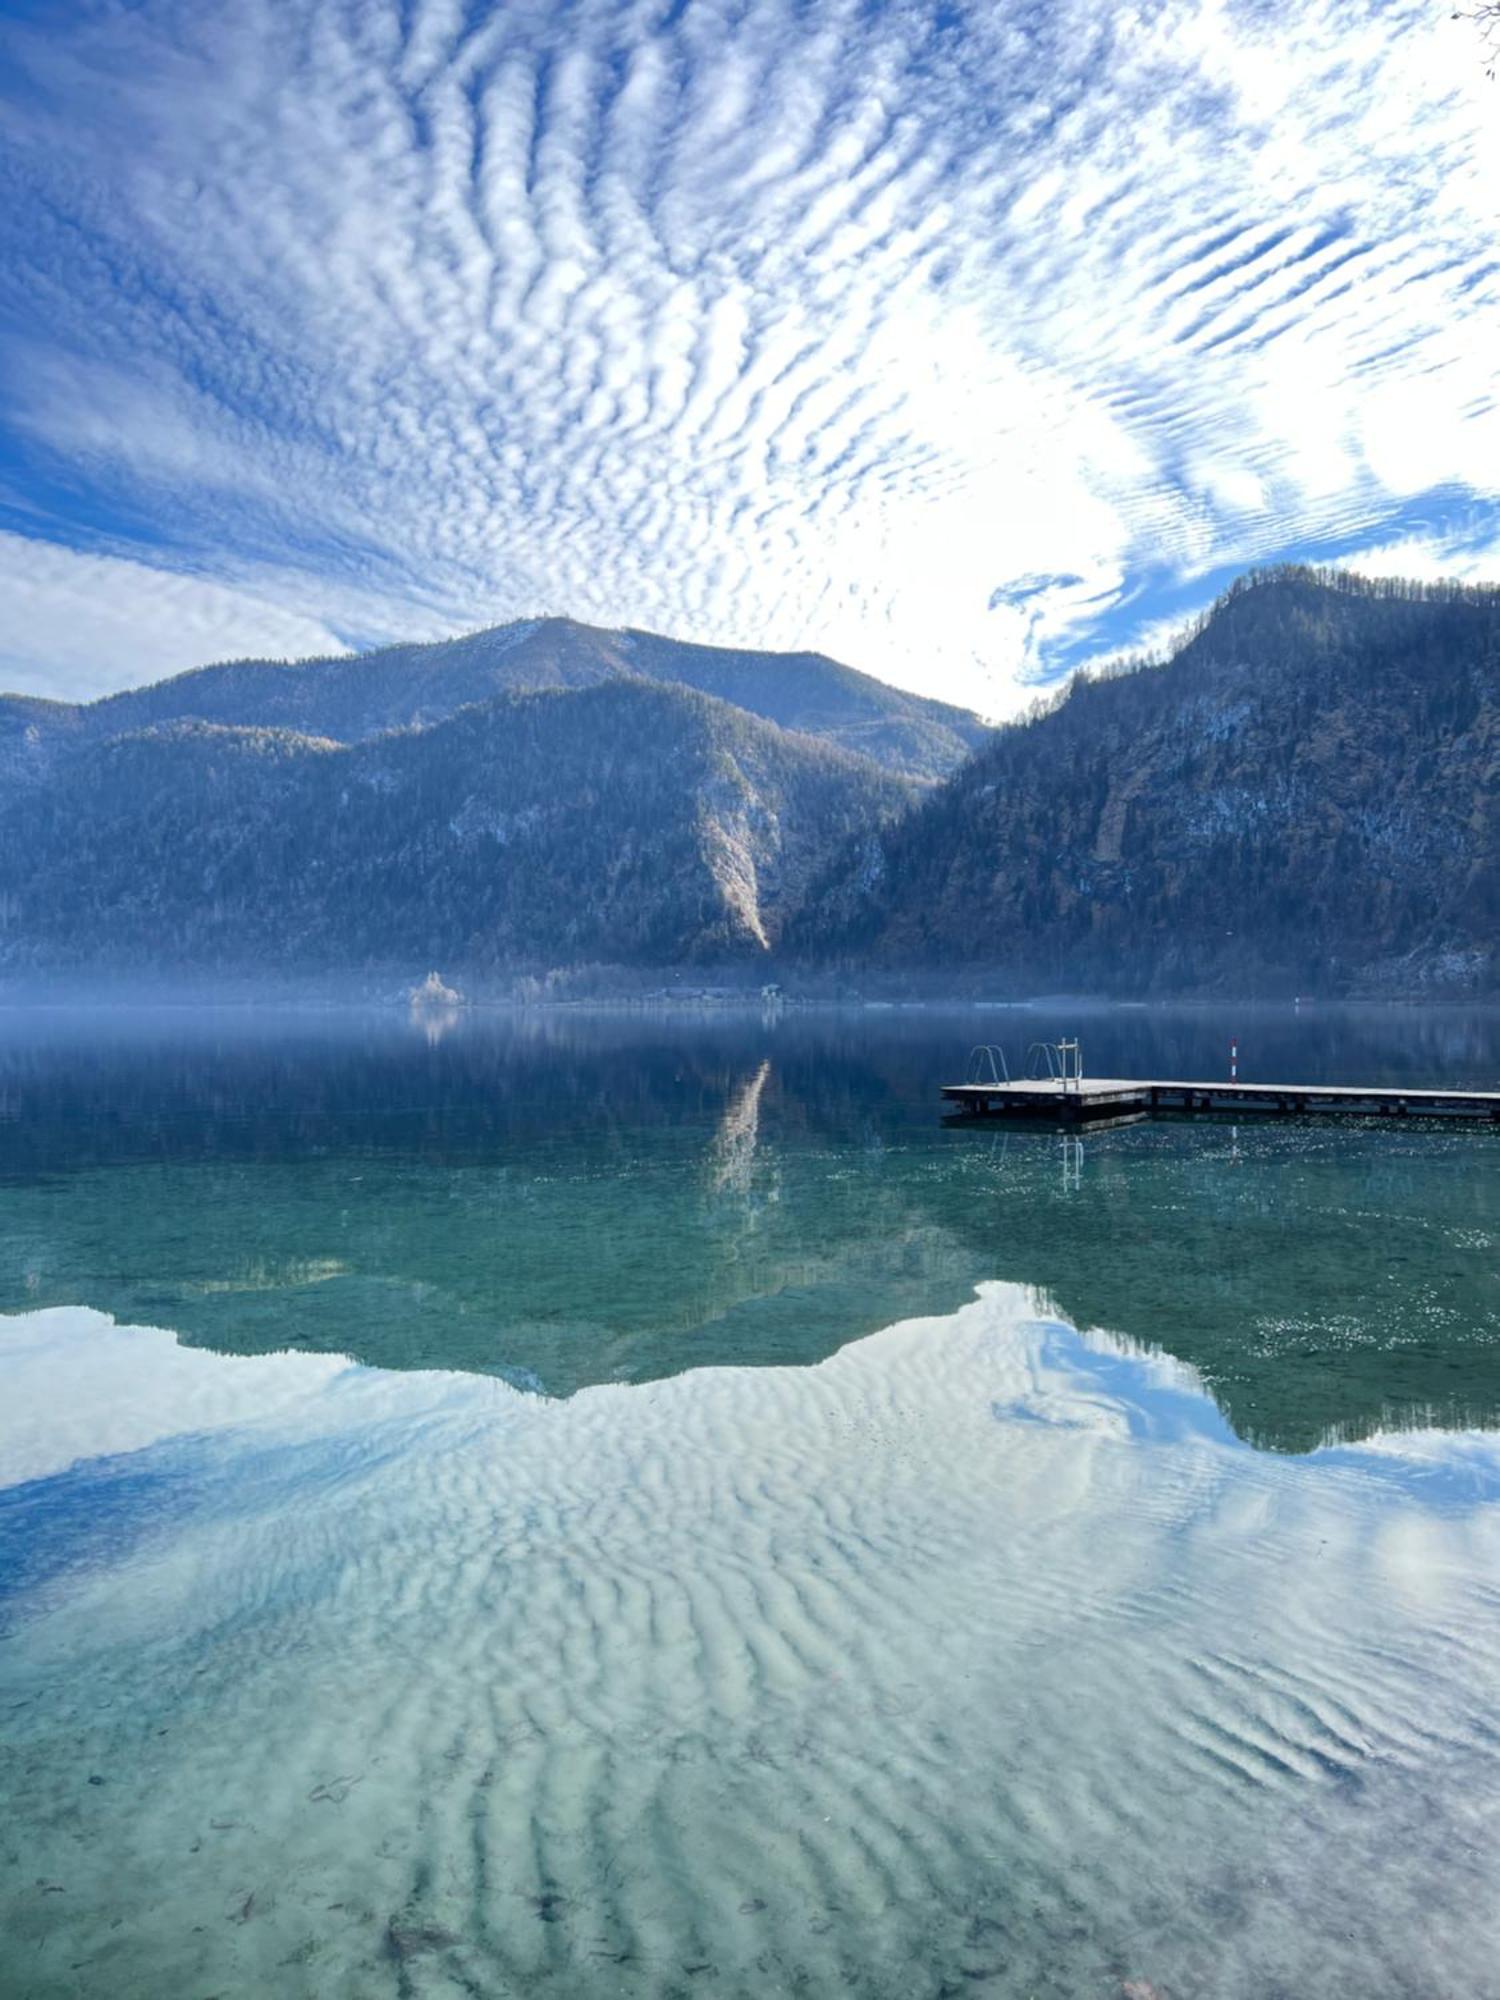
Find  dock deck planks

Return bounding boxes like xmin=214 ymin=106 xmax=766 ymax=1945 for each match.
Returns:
xmin=941 ymin=1077 xmax=1500 ymax=1123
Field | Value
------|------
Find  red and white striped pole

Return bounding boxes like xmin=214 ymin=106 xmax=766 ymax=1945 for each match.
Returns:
xmin=1230 ymin=1037 xmax=1238 ymax=1082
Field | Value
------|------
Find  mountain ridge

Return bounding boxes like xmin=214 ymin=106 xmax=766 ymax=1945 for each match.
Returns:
xmin=2 ymin=568 xmax=1494 ymax=996
xmin=1 ymin=614 xmax=989 ymax=787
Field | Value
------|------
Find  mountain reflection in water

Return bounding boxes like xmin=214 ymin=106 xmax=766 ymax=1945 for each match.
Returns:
xmin=2 ymin=1002 xmax=1496 ymax=1454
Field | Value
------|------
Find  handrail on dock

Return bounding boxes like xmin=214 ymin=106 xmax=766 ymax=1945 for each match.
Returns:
xmin=1025 ymin=1039 xmax=1084 ymax=1090
xmin=965 ymin=1044 xmax=1010 ymax=1086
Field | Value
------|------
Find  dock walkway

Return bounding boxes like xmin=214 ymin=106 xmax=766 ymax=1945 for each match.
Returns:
xmin=941 ymin=1076 xmax=1500 ymax=1124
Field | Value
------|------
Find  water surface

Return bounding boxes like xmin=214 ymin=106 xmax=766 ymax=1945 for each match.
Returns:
xmin=2 ymin=1003 xmax=1498 ymax=1997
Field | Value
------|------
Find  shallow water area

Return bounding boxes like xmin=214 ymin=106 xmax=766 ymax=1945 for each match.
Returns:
xmin=2 ymin=1002 xmax=1499 ymax=1998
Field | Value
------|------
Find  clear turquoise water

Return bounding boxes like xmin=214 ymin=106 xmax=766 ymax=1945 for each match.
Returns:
xmin=2 ymin=1003 xmax=1499 ymax=1997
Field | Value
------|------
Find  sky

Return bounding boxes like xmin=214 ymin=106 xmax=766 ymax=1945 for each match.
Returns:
xmin=1 ymin=0 xmax=1497 ymax=717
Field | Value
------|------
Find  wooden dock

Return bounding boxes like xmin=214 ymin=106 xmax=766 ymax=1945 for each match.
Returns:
xmin=941 ymin=1076 xmax=1500 ymax=1125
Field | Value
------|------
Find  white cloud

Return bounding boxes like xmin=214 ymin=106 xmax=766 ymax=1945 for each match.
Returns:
xmin=0 ymin=534 xmax=348 ymax=702
xmin=1337 ymin=526 xmax=1500 ymax=588
xmin=0 ymin=0 xmax=1496 ymax=714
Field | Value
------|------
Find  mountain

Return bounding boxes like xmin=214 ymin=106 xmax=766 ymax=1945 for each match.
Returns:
xmin=792 ymin=568 xmax=1500 ymax=994
xmin=4 ymin=568 xmax=1495 ymax=995
xmin=0 ymin=616 xmax=988 ymax=788
xmin=0 ymin=680 xmax=913 ymax=977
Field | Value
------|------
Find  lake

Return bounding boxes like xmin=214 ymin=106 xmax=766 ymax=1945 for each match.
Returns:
xmin=2 ymin=1001 xmax=1499 ymax=1998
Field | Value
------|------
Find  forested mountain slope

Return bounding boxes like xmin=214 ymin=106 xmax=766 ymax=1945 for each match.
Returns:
xmin=0 ymin=682 xmax=912 ymax=976
xmin=792 ymin=569 xmax=1500 ymax=994
xmin=0 ymin=616 xmax=988 ymax=786
xmin=3 ymin=568 xmax=1494 ymax=994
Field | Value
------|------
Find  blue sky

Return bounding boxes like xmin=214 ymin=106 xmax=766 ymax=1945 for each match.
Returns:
xmin=1 ymin=0 xmax=1497 ymax=715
